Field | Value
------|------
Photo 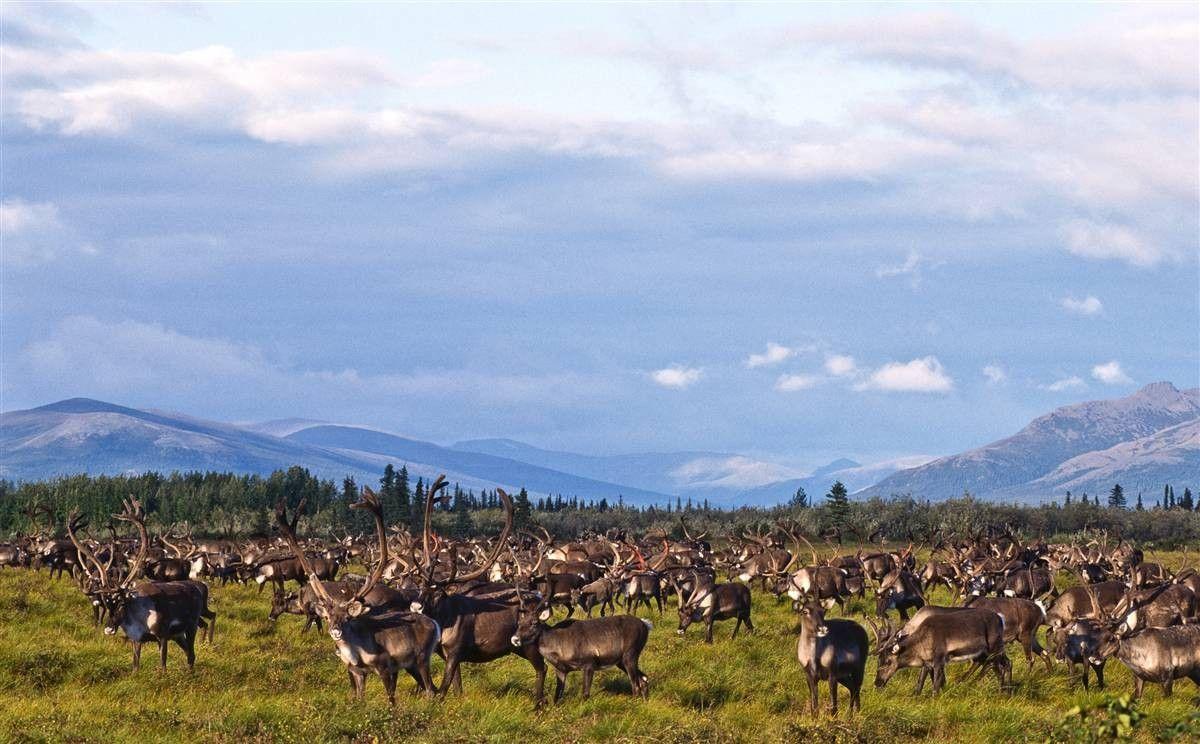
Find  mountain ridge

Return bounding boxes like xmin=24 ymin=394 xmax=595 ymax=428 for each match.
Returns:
xmin=858 ymin=382 xmax=1199 ymax=503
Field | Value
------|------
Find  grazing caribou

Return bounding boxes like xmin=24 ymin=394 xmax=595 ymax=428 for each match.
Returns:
xmin=873 ymin=607 xmax=1011 ymax=694
xmin=677 ymin=581 xmax=753 ymax=643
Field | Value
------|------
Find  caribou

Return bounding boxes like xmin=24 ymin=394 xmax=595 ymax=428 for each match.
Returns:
xmin=511 ymin=592 xmax=652 ymax=706
xmin=67 ymin=499 xmax=215 ymax=671
xmin=275 ymin=488 xmax=441 ymax=704
xmin=796 ymin=600 xmax=868 ymax=715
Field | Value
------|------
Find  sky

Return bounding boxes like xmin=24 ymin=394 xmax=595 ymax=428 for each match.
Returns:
xmin=1 ymin=2 xmax=1197 ymax=478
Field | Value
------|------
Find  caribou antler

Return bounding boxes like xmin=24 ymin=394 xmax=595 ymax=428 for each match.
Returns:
xmin=437 ymin=487 xmax=513 ymax=586
xmin=421 ymin=475 xmax=450 ymax=581
xmin=112 ymin=497 xmax=150 ymax=589
xmin=274 ymin=497 xmax=336 ymax=605
xmin=66 ymin=510 xmax=109 ymax=587
xmin=351 ymin=486 xmax=387 ymax=602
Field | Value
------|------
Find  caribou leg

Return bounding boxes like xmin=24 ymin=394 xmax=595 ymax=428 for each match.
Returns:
xmin=828 ymin=668 xmax=839 ymax=716
xmin=581 ymin=667 xmax=595 ymax=700
xmin=553 ymin=668 xmax=568 ymax=704
xmin=380 ymin=666 xmax=399 ymax=706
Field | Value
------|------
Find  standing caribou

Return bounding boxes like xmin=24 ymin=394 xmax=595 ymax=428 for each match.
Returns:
xmin=275 ymin=488 xmax=441 ymax=704
xmin=67 ymin=499 xmax=215 ymax=671
xmin=796 ymin=600 xmax=868 ymax=715
xmin=511 ymin=590 xmax=652 ymax=706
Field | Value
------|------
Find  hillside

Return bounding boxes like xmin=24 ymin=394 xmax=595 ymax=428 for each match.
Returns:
xmin=859 ymin=382 xmax=1200 ymax=502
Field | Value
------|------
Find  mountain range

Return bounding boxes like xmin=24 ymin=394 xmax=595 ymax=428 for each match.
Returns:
xmin=1 ymin=382 xmax=1196 ymax=505
xmin=857 ymin=381 xmax=1199 ymax=503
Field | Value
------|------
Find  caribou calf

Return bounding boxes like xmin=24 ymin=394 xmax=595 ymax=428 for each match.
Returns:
xmin=1051 ymin=619 xmax=1107 ymax=690
xmin=875 ymin=569 xmax=925 ymax=620
xmin=511 ymin=604 xmax=651 ymax=706
xmin=795 ymin=601 xmax=868 ymax=715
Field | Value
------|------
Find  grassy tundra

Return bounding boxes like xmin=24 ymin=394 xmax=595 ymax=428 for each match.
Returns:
xmin=0 ymin=552 xmax=1196 ymax=743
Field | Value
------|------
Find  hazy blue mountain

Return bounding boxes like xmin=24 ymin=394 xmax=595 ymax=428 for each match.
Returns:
xmin=735 ymin=455 xmax=935 ymax=506
xmin=0 ymin=400 xmax=670 ymax=502
xmin=288 ymin=426 xmax=671 ymax=503
xmin=5 ymin=385 xmax=1194 ymax=506
xmin=0 ymin=398 xmax=377 ymax=482
xmin=451 ymin=438 xmax=803 ymax=498
xmin=858 ymin=382 xmax=1200 ymax=503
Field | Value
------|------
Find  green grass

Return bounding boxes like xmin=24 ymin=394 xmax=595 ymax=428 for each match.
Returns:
xmin=0 ymin=560 xmax=1196 ymax=744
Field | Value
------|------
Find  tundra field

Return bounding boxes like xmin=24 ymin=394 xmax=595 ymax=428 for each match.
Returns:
xmin=0 ymin=549 xmax=1196 ymax=744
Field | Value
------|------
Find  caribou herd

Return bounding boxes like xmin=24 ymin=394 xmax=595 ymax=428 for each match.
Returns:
xmin=3 ymin=484 xmax=1200 ymax=715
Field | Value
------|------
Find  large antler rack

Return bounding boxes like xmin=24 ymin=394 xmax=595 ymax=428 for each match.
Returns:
xmin=66 ymin=510 xmax=115 ymax=588
xmin=112 ymin=497 xmax=150 ymax=589
xmin=351 ymin=486 xmax=388 ymax=602
xmin=274 ymin=497 xmax=336 ymax=605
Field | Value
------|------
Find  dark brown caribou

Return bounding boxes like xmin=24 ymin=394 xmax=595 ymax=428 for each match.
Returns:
xmin=510 ymin=592 xmax=651 ymax=706
xmin=275 ymin=488 xmax=441 ymax=704
xmin=795 ymin=600 xmax=868 ymax=715
xmin=68 ymin=500 xmax=215 ymax=671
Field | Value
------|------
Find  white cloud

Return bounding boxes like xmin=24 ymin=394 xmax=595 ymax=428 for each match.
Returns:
xmin=1061 ymin=220 xmax=1166 ymax=267
xmin=875 ymin=251 xmax=923 ymax=287
xmin=0 ymin=198 xmax=94 ymax=266
xmin=775 ymin=373 xmax=821 ymax=392
xmin=650 ymin=365 xmax=702 ymax=389
xmin=856 ymin=356 xmax=954 ymax=393
xmin=745 ymin=342 xmax=795 ymax=368
xmin=1060 ymin=295 xmax=1103 ymax=316
xmin=1043 ymin=376 xmax=1086 ymax=392
xmin=0 ymin=198 xmax=60 ymax=235
xmin=824 ymin=354 xmax=857 ymax=377
xmin=670 ymin=456 xmax=800 ymax=489
xmin=1092 ymin=360 xmax=1133 ymax=385
xmin=17 ymin=315 xmax=614 ymax=408
xmin=982 ymin=365 xmax=1007 ymax=384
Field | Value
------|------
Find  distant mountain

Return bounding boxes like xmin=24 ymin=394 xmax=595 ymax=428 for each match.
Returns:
xmin=0 ymin=398 xmax=376 ymax=482
xmin=8 ymin=384 xmax=1191 ymax=506
xmin=451 ymin=438 xmax=803 ymax=500
xmin=242 ymin=418 xmax=329 ymax=438
xmin=0 ymin=400 xmax=669 ymax=502
xmin=289 ymin=426 xmax=671 ymax=504
xmin=858 ymin=382 xmax=1200 ymax=503
xmin=736 ymin=455 xmax=935 ymax=506
xmin=1000 ymin=418 xmax=1199 ymax=501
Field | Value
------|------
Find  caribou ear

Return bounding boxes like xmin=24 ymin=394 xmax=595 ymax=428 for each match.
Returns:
xmin=346 ymin=600 xmax=366 ymax=617
xmin=538 ymin=607 xmax=552 ymax=622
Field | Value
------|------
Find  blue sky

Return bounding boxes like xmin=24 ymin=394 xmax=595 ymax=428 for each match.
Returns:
xmin=2 ymin=2 xmax=1197 ymax=478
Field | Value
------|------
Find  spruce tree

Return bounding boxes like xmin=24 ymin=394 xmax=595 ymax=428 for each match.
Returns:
xmin=410 ymin=477 xmax=425 ymax=533
xmin=790 ymin=487 xmax=808 ymax=509
xmin=396 ymin=466 xmax=411 ymax=526
xmin=1135 ymin=492 xmax=1143 ymax=511
xmin=1108 ymin=483 xmax=1126 ymax=509
xmin=1064 ymin=491 xmax=1071 ymax=506
xmin=825 ymin=480 xmax=851 ymax=531
xmin=1181 ymin=487 xmax=1195 ymax=511
xmin=452 ymin=487 xmax=472 ymax=537
xmin=513 ymin=487 xmax=533 ymax=528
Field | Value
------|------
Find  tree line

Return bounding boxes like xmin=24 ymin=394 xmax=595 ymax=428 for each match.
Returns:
xmin=1 ymin=468 xmax=1196 ymax=547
